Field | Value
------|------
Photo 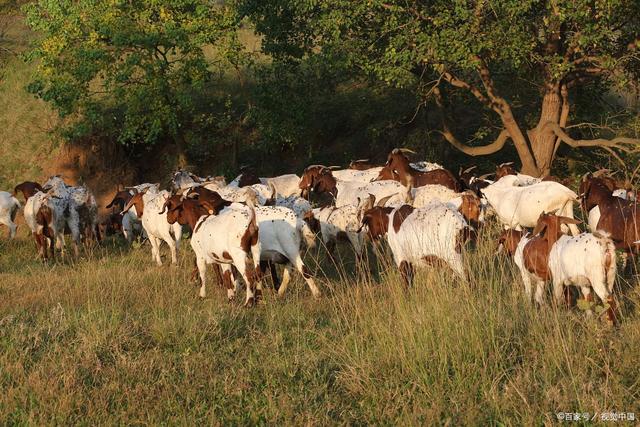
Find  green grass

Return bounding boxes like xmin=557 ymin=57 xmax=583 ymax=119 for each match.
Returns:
xmin=1 ymin=223 xmax=639 ymax=425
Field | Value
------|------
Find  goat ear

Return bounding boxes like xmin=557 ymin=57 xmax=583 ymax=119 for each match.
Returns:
xmin=559 ymin=216 xmax=582 ymax=225
xmin=376 ymin=195 xmax=393 ymax=207
xmin=532 ymin=221 xmax=547 ymax=236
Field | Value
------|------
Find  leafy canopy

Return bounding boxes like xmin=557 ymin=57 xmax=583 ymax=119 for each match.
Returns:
xmin=24 ymin=0 xmax=244 ymax=146
xmin=241 ymin=0 xmax=640 ymax=173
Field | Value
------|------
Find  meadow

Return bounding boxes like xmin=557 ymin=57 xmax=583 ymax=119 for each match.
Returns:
xmin=1 ymin=222 xmax=639 ymax=425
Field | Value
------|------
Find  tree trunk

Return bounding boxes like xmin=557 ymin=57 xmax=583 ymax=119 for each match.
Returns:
xmin=528 ymin=83 xmax=563 ymax=176
xmin=175 ymin=133 xmax=188 ymax=168
xmin=498 ymin=107 xmax=541 ymax=176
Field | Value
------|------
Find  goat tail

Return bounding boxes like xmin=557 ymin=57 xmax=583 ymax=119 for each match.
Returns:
xmin=10 ymin=196 xmax=21 ymax=221
xmin=594 ymin=231 xmax=617 ymax=293
xmin=246 ymin=204 xmax=261 ymax=268
xmin=298 ymin=218 xmax=317 ymax=249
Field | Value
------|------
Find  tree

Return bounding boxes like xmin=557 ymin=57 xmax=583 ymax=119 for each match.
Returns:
xmin=24 ymin=0 xmax=244 ymax=166
xmin=241 ymin=0 xmax=640 ymax=175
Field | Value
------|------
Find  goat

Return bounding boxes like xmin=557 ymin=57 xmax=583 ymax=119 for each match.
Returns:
xmin=579 ymin=172 xmax=635 ymax=235
xmin=305 ymin=167 xmax=409 ymax=208
xmin=496 ymin=229 xmax=526 ymax=256
xmin=0 ymin=191 xmax=21 ymax=238
xmin=458 ymin=166 xmax=493 ymax=196
xmin=229 ymin=171 xmax=301 ymax=198
xmin=581 ymin=176 xmax=640 ymax=263
xmin=37 ymin=176 xmax=86 ymax=255
xmin=13 ymin=181 xmax=44 ymax=202
xmin=23 ymin=190 xmax=67 ymax=258
xmin=165 ymin=198 xmax=262 ymax=305
xmin=376 ymin=149 xmax=461 ymax=191
xmin=122 ymin=187 xmax=182 ymax=265
xmin=313 ymin=204 xmax=365 ymax=258
xmin=513 ymin=213 xmax=616 ymax=322
xmin=359 ymin=197 xmax=473 ymax=285
xmin=481 ymin=175 xmax=580 ymax=235
xmin=172 ymin=170 xmax=205 ymax=190
xmin=107 ymin=184 xmax=159 ymax=238
xmin=409 ymin=185 xmax=484 ymax=227
xmin=495 ymin=162 xmax=562 ymax=185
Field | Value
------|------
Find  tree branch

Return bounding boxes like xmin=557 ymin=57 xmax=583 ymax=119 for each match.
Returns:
xmin=552 ymin=83 xmax=569 ymax=159
xmin=440 ymin=70 xmax=501 ymax=114
xmin=438 ymin=127 xmax=512 ymax=156
xmin=544 ymin=121 xmax=640 ymax=152
xmin=433 ymin=83 xmax=511 ymax=156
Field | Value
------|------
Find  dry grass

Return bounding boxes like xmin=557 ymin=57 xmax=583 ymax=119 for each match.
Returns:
xmin=0 ymin=17 xmax=61 ymax=190
xmin=1 ymin=222 xmax=639 ymax=425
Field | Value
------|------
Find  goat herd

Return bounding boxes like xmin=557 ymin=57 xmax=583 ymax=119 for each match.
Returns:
xmin=2 ymin=148 xmax=639 ymax=324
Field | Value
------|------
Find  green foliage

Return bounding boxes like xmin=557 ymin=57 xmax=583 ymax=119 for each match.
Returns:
xmin=243 ymin=0 xmax=639 ymax=90
xmin=24 ymin=0 xmax=246 ymax=149
xmin=240 ymin=0 xmax=640 ymax=170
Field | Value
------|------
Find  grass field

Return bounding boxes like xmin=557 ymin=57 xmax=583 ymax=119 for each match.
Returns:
xmin=1 ymin=223 xmax=639 ymax=425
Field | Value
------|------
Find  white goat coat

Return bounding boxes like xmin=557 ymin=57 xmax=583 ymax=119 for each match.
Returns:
xmin=0 ymin=191 xmax=21 ymax=238
xmin=313 ymin=205 xmax=365 ymax=255
xmin=331 ymin=162 xmax=441 ymax=184
xmin=411 ymin=184 xmax=487 ymax=222
xmin=335 ymin=180 xmax=407 ymax=208
xmin=228 ymin=174 xmax=301 ymax=198
xmin=385 ymin=201 xmax=467 ymax=277
xmin=411 ymin=161 xmax=443 ymax=172
xmin=138 ymin=189 xmax=182 ymax=265
xmin=481 ymin=176 xmax=579 ymax=234
xmin=216 ymin=186 xmax=262 ymax=205
xmin=191 ymin=204 xmax=261 ymax=302
xmin=253 ymin=206 xmax=320 ymax=297
xmin=548 ymin=233 xmax=616 ymax=304
xmin=23 ymin=192 xmax=46 ymax=234
xmin=272 ymin=195 xmax=312 ymax=218
xmin=121 ymin=184 xmax=154 ymax=242
xmin=332 ymin=168 xmax=382 ymax=184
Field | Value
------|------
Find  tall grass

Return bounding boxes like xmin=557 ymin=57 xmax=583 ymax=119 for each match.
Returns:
xmin=1 ymin=223 xmax=639 ymax=425
xmin=0 ymin=17 xmax=61 ymax=189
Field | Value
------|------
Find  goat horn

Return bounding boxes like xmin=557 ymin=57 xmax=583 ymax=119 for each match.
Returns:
xmin=592 ymin=168 xmax=610 ymax=177
xmin=396 ymin=148 xmax=416 ymax=154
xmin=268 ymin=182 xmax=277 ymax=199
xmin=478 ymin=173 xmax=494 ymax=180
xmin=376 ymin=195 xmax=393 ymax=207
xmin=463 ymin=165 xmax=478 ymax=174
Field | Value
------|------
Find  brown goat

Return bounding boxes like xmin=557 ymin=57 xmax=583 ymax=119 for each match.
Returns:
xmin=14 ymin=181 xmax=44 ymax=201
xmin=495 ymin=162 xmax=517 ymax=180
xmin=496 ymin=229 xmax=525 ymax=257
xmin=34 ymin=204 xmax=55 ymax=260
xmin=580 ymin=173 xmax=640 ymax=253
xmin=298 ymin=165 xmax=328 ymax=198
xmin=379 ymin=149 xmax=461 ymax=191
xmin=523 ymin=213 xmax=581 ymax=281
xmin=237 ymin=166 xmax=261 ymax=188
xmin=106 ymin=190 xmax=134 ymax=211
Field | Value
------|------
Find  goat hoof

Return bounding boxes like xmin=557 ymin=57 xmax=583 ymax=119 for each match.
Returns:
xmin=244 ymin=297 xmax=255 ymax=308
